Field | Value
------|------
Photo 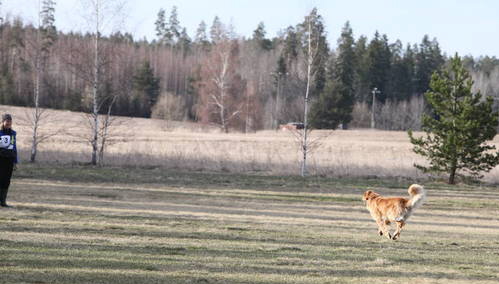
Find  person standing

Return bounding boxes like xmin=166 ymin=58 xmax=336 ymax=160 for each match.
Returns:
xmin=0 ymin=114 xmax=18 ymax=207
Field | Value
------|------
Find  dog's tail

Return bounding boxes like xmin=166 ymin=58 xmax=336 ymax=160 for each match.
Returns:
xmin=408 ymin=184 xmax=426 ymax=209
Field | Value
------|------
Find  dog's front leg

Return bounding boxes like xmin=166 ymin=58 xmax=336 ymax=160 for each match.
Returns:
xmin=376 ymin=218 xmax=391 ymax=239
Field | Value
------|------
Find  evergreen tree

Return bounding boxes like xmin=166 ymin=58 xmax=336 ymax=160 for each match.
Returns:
xmin=252 ymin=22 xmax=272 ymax=50
xmin=178 ymin=27 xmax=191 ymax=56
xmin=414 ymin=35 xmax=444 ymax=94
xmin=282 ymin=26 xmax=299 ymax=66
xmin=132 ymin=61 xmax=160 ymax=117
xmin=401 ymin=44 xmax=416 ymax=96
xmin=40 ymin=0 xmax=57 ymax=59
xmin=194 ymin=21 xmax=208 ymax=44
xmin=310 ymin=22 xmax=356 ymax=129
xmin=409 ymin=54 xmax=499 ymax=184
xmin=276 ymin=55 xmax=287 ymax=76
xmin=0 ymin=69 xmax=14 ymax=105
xmin=353 ymin=35 xmax=370 ymax=101
xmin=388 ymin=41 xmax=415 ymax=101
xmin=366 ymin=31 xmax=391 ymax=103
xmin=154 ymin=8 xmax=166 ymax=41
xmin=252 ymin=22 xmax=265 ymax=42
xmin=3 ymin=18 xmax=26 ymax=106
xmin=210 ymin=16 xmax=224 ymax=43
xmin=166 ymin=6 xmax=180 ymax=44
xmin=475 ymin=56 xmax=499 ymax=76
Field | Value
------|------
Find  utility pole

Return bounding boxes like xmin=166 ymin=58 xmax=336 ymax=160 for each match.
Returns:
xmin=371 ymin=87 xmax=380 ymax=129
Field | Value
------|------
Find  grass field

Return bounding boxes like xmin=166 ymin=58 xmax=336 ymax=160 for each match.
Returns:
xmin=1 ymin=165 xmax=499 ymax=283
xmin=4 ymin=104 xmax=499 ymax=183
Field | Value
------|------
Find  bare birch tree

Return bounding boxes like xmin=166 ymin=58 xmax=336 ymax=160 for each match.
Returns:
xmin=31 ymin=0 xmax=44 ymax=162
xmin=300 ymin=16 xmax=320 ymax=176
xmin=22 ymin=0 xmax=58 ymax=162
xmin=78 ymin=0 xmax=125 ymax=165
xmin=198 ymin=31 xmax=245 ymax=133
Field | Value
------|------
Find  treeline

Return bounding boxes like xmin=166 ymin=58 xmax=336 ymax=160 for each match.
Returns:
xmin=1 ymin=4 xmax=498 ymax=131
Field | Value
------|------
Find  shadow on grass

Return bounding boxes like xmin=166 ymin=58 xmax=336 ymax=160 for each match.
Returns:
xmin=2 ymin=240 xmax=497 ymax=282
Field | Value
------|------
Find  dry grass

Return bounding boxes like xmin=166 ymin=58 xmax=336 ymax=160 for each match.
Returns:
xmin=1 ymin=166 xmax=499 ymax=283
xmin=3 ymin=105 xmax=499 ymax=182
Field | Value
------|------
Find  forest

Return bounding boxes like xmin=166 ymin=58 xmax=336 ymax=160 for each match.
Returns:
xmin=1 ymin=2 xmax=499 ymax=132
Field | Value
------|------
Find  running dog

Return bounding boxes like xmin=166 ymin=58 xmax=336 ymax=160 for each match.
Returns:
xmin=363 ymin=184 xmax=426 ymax=240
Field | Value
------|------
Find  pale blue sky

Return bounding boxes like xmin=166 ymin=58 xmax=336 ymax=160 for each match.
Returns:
xmin=2 ymin=0 xmax=498 ymax=57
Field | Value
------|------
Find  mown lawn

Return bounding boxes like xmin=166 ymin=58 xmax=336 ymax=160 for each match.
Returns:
xmin=1 ymin=164 xmax=499 ymax=283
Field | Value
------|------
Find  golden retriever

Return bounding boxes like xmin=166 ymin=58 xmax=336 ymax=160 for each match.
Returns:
xmin=363 ymin=184 xmax=426 ymax=240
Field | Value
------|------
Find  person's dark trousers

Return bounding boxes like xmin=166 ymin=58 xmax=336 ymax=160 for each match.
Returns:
xmin=0 ymin=157 xmax=14 ymax=206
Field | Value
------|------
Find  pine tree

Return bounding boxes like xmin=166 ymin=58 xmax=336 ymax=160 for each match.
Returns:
xmin=154 ymin=8 xmax=166 ymax=41
xmin=366 ymin=31 xmax=391 ymax=103
xmin=252 ymin=22 xmax=265 ymax=41
xmin=210 ymin=16 xmax=224 ymax=43
xmin=283 ymin=26 xmax=298 ymax=63
xmin=194 ymin=21 xmax=208 ymax=44
xmin=40 ymin=0 xmax=57 ymax=60
xmin=388 ymin=41 xmax=415 ymax=101
xmin=476 ymin=56 xmax=499 ymax=76
xmin=414 ymin=35 xmax=444 ymax=94
xmin=252 ymin=22 xmax=272 ymax=50
xmin=132 ymin=61 xmax=160 ymax=117
xmin=0 ymin=69 xmax=14 ymax=105
xmin=353 ymin=35 xmax=370 ymax=102
xmin=276 ymin=55 xmax=287 ymax=76
xmin=408 ymin=54 xmax=499 ymax=184
xmin=310 ymin=22 xmax=356 ymax=129
xmin=401 ymin=44 xmax=416 ymax=97
xmin=166 ymin=6 xmax=180 ymax=44
xmin=178 ymin=27 xmax=191 ymax=56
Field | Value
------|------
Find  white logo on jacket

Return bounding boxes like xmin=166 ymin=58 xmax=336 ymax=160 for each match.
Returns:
xmin=0 ymin=135 xmax=13 ymax=149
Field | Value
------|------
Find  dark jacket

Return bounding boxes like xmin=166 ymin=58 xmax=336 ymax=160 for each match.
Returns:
xmin=0 ymin=129 xmax=18 ymax=164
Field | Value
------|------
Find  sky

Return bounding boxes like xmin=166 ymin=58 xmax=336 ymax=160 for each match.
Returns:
xmin=2 ymin=0 xmax=499 ymax=57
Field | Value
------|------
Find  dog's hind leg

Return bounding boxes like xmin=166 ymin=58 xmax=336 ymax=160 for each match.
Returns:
xmin=392 ymin=221 xmax=405 ymax=240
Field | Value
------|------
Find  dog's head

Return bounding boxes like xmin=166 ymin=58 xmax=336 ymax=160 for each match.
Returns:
xmin=363 ymin=190 xmax=379 ymax=201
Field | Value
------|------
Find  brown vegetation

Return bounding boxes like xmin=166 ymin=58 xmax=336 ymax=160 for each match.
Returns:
xmin=5 ymin=105 xmax=499 ymax=182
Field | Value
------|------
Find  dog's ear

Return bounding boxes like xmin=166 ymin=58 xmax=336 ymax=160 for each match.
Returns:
xmin=363 ymin=190 xmax=373 ymax=201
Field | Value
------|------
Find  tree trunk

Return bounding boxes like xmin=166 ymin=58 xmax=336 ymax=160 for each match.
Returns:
xmin=274 ymin=75 xmax=280 ymax=130
xmin=301 ymin=20 xmax=312 ymax=177
xmin=30 ymin=132 xmax=38 ymax=162
xmin=30 ymin=113 xmax=38 ymax=163
xmin=30 ymin=0 xmax=41 ymax=163
xmin=31 ymin=55 xmax=40 ymax=163
xmin=448 ymin=169 xmax=456 ymax=184
xmin=245 ymin=86 xmax=250 ymax=133
xmin=91 ymin=0 xmax=100 ymax=166
xmin=448 ymin=163 xmax=457 ymax=184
